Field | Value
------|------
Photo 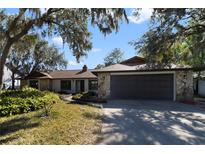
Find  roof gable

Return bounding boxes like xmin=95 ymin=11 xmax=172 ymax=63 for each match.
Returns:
xmin=25 ymin=72 xmax=52 ymax=79
xmin=120 ymin=56 xmax=145 ymax=66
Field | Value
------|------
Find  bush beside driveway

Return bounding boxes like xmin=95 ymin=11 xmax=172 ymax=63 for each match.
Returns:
xmin=98 ymin=100 xmax=205 ymax=145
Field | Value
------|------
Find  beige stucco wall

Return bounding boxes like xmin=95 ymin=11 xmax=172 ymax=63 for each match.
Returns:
xmin=71 ymin=80 xmax=76 ymax=93
xmin=21 ymin=78 xmax=90 ymax=93
xmin=84 ymin=79 xmax=89 ymax=92
xmin=52 ymin=79 xmax=61 ymax=92
xmin=175 ymin=70 xmax=193 ymax=100
xmin=39 ymin=79 xmax=51 ymax=91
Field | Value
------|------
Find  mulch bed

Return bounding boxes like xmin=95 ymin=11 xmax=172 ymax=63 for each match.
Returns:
xmin=180 ymin=99 xmax=198 ymax=105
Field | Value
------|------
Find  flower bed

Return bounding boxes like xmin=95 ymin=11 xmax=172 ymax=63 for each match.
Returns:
xmin=72 ymin=92 xmax=106 ymax=103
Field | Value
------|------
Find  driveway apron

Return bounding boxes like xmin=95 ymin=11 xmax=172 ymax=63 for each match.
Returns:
xmin=98 ymin=100 xmax=205 ymax=145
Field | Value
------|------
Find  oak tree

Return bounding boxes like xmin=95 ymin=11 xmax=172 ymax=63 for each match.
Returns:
xmin=0 ymin=8 xmax=128 ymax=88
xmin=6 ymin=35 xmax=67 ymax=89
xmin=131 ymin=8 xmax=205 ymax=67
xmin=104 ymin=48 xmax=124 ymax=66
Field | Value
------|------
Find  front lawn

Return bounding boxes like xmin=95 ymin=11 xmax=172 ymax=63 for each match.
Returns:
xmin=0 ymin=102 xmax=102 ymax=144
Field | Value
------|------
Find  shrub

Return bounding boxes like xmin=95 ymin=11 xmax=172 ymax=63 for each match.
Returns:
xmin=40 ymin=92 xmax=60 ymax=116
xmin=0 ymin=86 xmax=43 ymax=98
xmin=72 ymin=91 xmax=97 ymax=100
xmin=0 ymin=87 xmax=60 ymax=117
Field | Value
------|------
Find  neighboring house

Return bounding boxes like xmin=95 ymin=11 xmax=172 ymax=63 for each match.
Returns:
xmin=93 ymin=56 xmax=202 ymax=101
xmin=2 ymin=66 xmax=21 ymax=89
xmin=21 ymin=65 xmax=98 ymax=93
xmin=3 ymin=66 xmax=12 ymax=89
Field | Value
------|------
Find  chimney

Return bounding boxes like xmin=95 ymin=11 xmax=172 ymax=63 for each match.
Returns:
xmin=82 ymin=65 xmax=88 ymax=72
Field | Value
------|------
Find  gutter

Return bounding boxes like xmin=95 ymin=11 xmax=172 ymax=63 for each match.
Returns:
xmin=92 ymin=67 xmax=205 ymax=74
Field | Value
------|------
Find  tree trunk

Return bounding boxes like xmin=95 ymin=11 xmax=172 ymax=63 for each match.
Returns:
xmin=0 ymin=21 xmax=35 ymax=89
xmin=0 ymin=65 xmax=4 ymax=89
xmin=0 ymin=41 xmax=13 ymax=89
xmin=11 ymin=71 xmax=15 ymax=90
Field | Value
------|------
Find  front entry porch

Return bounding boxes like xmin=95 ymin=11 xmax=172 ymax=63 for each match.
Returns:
xmin=75 ymin=80 xmax=85 ymax=93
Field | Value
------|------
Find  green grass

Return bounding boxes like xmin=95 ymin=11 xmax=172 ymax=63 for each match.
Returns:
xmin=0 ymin=102 xmax=102 ymax=145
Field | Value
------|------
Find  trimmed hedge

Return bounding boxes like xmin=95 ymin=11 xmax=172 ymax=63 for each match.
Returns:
xmin=0 ymin=87 xmax=60 ymax=116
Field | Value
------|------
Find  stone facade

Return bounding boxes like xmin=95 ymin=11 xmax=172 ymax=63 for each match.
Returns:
xmin=98 ymin=73 xmax=110 ymax=99
xmin=97 ymin=71 xmax=194 ymax=101
xmin=175 ymin=70 xmax=193 ymax=100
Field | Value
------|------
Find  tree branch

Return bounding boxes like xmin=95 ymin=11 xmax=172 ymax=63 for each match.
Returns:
xmin=6 ymin=9 xmax=27 ymax=38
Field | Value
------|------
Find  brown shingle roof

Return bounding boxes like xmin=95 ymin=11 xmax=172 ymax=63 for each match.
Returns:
xmin=48 ymin=70 xmax=97 ymax=79
xmin=25 ymin=72 xmax=52 ymax=79
xmin=25 ymin=70 xmax=97 ymax=79
xmin=93 ymin=63 xmax=193 ymax=73
xmin=48 ymin=70 xmax=78 ymax=78
xmin=93 ymin=64 xmax=136 ymax=72
xmin=93 ymin=55 xmax=194 ymax=73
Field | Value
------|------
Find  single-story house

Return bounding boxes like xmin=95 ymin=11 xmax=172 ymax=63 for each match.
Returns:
xmin=21 ymin=56 xmax=205 ymax=101
xmin=21 ymin=65 xmax=98 ymax=93
xmin=93 ymin=56 xmax=200 ymax=101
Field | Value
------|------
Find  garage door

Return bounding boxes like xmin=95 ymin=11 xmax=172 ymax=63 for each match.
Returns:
xmin=110 ymin=74 xmax=174 ymax=100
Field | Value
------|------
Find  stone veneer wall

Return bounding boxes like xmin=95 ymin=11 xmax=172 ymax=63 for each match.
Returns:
xmin=98 ymin=73 xmax=110 ymax=99
xmin=175 ymin=70 xmax=193 ymax=100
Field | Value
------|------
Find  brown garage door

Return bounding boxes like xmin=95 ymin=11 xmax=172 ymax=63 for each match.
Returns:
xmin=110 ymin=74 xmax=174 ymax=100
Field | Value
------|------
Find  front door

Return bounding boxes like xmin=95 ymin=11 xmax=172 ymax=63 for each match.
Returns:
xmin=76 ymin=80 xmax=85 ymax=93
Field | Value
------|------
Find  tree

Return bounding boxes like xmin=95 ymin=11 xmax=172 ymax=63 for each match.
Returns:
xmin=130 ymin=8 xmax=205 ymax=67
xmin=95 ymin=64 xmax=105 ymax=69
xmin=94 ymin=48 xmax=124 ymax=68
xmin=0 ymin=8 xmax=128 ymax=88
xmin=6 ymin=35 xmax=67 ymax=89
xmin=171 ymin=32 xmax=205 ymax=78
xmin=104 ymin=48 xmax=124 ymax=66
xmin=5 ymin=35 xmax=36 ymax=89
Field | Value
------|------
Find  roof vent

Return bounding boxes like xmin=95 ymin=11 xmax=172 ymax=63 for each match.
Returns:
xmin=82 ymin=65 xmax=88 ymax=72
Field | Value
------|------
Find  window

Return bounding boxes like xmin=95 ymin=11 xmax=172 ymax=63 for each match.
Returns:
xmin=29 ymin=80 xmax=38 ymax=89
xmin=61 ymin=80 xmax=71 ymax=91
xmin=89 ymin=80 xmax=98 ymax=90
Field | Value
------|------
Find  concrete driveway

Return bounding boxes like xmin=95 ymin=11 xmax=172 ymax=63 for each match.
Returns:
xmin=98 ymin=100 xmax=205 ymax=145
